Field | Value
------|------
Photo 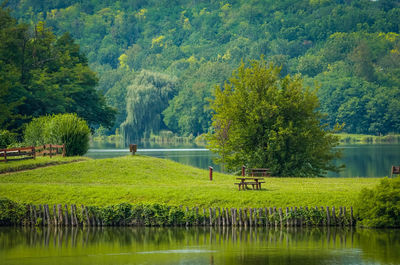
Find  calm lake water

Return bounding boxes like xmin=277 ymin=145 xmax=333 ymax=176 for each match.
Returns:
xmin=86 ymin=142 xmax=400 ymax=178
xmin=1 ymin=226 xmax=399 ymax=265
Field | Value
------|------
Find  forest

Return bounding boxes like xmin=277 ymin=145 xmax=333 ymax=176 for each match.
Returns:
xmin=3 ymin=0 xmax=400 ymax=140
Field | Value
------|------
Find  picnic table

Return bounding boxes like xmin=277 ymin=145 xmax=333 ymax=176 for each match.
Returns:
xmin=235 ymin=177 xmax=265 ymax=191
xmin=249 ymin=168 xmax=270 ymax=177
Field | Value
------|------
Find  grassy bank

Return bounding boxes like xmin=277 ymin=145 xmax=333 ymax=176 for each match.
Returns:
xmin=337 ymin=133 xmax=400 ymax=144
xmin=0 ymin=155 xmax=379 ymax=208
xmin=0 ymin=156 xmax=91 ymax=174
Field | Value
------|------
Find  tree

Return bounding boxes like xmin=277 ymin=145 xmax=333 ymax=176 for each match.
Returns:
xmin=0 ymin=6 xmax=115 ymax=133
xmin=208 ymin=59 xmax=342 ymax=177
xmin=120 ymin=70 xmax=176 ymax=143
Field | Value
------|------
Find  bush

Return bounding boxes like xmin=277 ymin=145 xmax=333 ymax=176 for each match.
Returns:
xmin=356 ymin=177 xmax=400 ymax=228
xmin=0 ymin=130 xmax=17 ymax=148
xmin=24 ymin=113 xmax=91 ymax=156
xmin=0 ymin=198 xmax=27 ymax=225
xmin=23 ymin=116 xmax=52 ymax=146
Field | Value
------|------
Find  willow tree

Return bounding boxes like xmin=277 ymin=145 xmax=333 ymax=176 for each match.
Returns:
xmin=208 ymin=59 xmax=342 ymax=177
xmin=121 ymin=70 xmax=176 ymax=143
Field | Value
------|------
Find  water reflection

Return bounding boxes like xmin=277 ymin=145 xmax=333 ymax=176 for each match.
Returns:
xmin=0 ymin=226 xmax=399 ymax=265
xmin=86 ymin=142 xmax=400 ymax=177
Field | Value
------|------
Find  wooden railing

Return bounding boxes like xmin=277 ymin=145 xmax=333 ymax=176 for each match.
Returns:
xmin=0 ymin=144 xmax=65 ymax=162
xmin=35 ymin=144 xmax=65 ymax=158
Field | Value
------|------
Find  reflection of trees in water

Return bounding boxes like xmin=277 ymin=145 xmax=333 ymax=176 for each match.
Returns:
xmin=1 ymin=227 xmax=399 ymax=264
xmin=329 ymin=144 xmax=400 ymax=177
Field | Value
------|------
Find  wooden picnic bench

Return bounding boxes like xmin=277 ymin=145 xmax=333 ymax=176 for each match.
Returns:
xmin=391 ymin=166 xmax=400 ymax=178
xmin=249 ymin=168 xmax=271 ymax=177
xmin=235 ymin=177 xmax=265 ymax=190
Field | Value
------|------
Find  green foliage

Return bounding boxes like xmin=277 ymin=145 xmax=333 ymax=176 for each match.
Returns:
xmin=85 ymin=203 xmax=186 ymax=226
xmin=5 ymin=1 xmax=400 ymax=136
xmin=23 ymin=116 xmax=52 ymax=146
xmin=286 ymin=208 xmax=326 ymax=226
xmin=301 ymin=32 xmax=400 ymax=135
xmin=0 ymin=6 xmax=115 ymax=135
xmin=24 ymin=113 xmax=91 ymax=156
xmin=0 ymin=130 xmax=17 ymax=148
xmin=121 ymin=70 xmax=176 ymax=142
xmin=208 ymin=59 xmax=342 ymax=176
xmin=0 ymin=198 xmax=26 ymax=225
xmin=356 ymin=177 xmax=400 ymax=228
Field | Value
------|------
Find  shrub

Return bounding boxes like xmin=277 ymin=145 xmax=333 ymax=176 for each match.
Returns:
xmin=24 ymin=113 xmax=91 ymax=156
xmin=0 ymin=130 xmax=17 ymax=148
xmin=356 ymin=177 xmax=400 ymax=228
xmin=0 ymin=198 xmax=27 ymax=225
xmin=24 ymin=116 xmax=52 ymax=146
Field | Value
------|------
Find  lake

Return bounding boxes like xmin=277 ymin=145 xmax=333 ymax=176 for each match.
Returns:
xmin=1 ymin=226 xmax=399 ymax=265
xmin=86 ymin=142 xmax=400 ymax=177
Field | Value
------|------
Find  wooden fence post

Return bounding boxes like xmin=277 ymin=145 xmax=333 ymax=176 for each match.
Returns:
xmin=185 ymin=207 xmax=189 ymax=227
xmin=239 ymin=208 xmax=243 ymax=227
xmin=64 ymin=205 xmax=69 ymax=226
xmin=57 ymin=204 xmax=63 ymax=226
xmin=286 ymin=207 xmax=290 ymax=227
xmin=249 ymin=208 xmax=252 ymax=227
xmin=225 ymin=208 xmax=230 ymax=226
xmin=350 ymin=206 xmax=354 ymax=226
xmin=73 ymin=205 xmax=78 ymax=226
xmin=278 ymin=208 xmax=282 ymax=226
xmin=209 ymin=208 xmax=213 ymax=226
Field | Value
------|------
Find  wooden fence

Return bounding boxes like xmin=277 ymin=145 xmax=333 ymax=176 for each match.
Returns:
xmin=0 ymin=144 xmax=65 ymax=162
xmin=21 ymin=204 xmax=354 ymax=227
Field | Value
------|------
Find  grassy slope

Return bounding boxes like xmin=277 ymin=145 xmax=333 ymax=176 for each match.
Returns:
xmin=0 ymin=155 xmax=379 ymax=208
xmin=0 ymin=156 xmax=91 ymax=174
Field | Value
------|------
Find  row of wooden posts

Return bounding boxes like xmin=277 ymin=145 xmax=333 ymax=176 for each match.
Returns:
xmin=25 ymin=204 xmax=354 ymax=227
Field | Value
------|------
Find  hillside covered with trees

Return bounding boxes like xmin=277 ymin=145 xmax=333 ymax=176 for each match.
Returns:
xmin=5 ymin=0 xmax=400 ymax=140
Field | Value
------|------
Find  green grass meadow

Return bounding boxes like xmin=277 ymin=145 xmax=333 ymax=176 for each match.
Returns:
xmin=0 ymin=155 xmax=380 ymax=208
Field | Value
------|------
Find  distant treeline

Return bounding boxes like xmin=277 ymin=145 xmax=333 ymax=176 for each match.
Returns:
xmin=5 ymin=0 xmax=400 ymax=139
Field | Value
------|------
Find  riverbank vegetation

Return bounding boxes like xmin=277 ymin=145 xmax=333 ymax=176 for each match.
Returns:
xmin=356 ymin=177 xmax=400 ymax=228
xmin=337 ymin=133 xmax=400 ymax=144
xmin=0 ymin=155 xmax=379 ymax=208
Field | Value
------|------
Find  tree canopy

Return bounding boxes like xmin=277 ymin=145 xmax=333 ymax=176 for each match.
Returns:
xmin=4 ymin=0 xmax=400 ymax=137
xmin=121 ymin=70 xmax=176 ymax=142
xmin=0 ymin=6 xmax=115 ymax=134
xmin=208 ymin=59 xmax=341 ymax=177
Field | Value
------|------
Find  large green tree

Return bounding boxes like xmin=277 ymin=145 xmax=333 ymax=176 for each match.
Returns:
xmin=120 ymin=70 xmax=176 ymax=143
xmin=208 ymin=59 xmax=342 ymax=177
xmin=0 ymin=6 xmax=115 ymax=133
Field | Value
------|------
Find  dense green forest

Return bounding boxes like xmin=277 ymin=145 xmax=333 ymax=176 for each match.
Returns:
xmin=4 ymin=0 xmax=400 ymax=140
